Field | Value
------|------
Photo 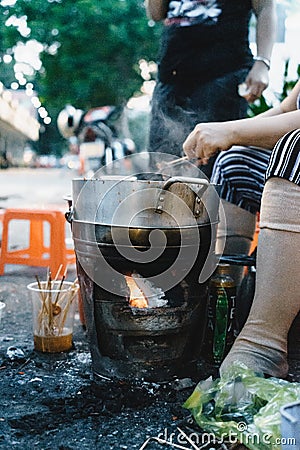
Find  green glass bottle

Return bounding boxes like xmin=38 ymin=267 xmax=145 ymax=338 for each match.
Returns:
xmin=213 ymin=286 xmax=228 ymax=364
xmin=203 ymin=264 xmax=237 ymax=365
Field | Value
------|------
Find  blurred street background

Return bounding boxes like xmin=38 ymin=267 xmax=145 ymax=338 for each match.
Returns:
xmin=0 ymin=167 xmax=75 ymax=261
xmin=1 ymin=165 xmax=75 ymax=210
xmin=1 ymin=167 xmax=74 ymax=210
xmin=0 ymin=1 xmax=300 ymax=175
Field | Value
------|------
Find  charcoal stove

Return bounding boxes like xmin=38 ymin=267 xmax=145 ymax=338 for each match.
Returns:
xmin=67 ymin=154 xmax=221 ymax=382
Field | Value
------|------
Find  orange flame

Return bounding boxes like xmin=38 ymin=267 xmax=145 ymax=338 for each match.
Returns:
xmin=125 ymin=275 xmax=148 ymax=308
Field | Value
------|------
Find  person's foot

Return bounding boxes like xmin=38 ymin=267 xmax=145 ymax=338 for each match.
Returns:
xmin=220 ymin=337 xmax=289 ymax=379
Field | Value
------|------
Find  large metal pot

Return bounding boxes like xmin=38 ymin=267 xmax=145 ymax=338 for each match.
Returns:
xmin=67 ymin=173 xmax=220 ymax=380
xmin=68 ymin=175 xmax=220 ymax=243
xmin=67 ymin=174 xmax=220 ymax=289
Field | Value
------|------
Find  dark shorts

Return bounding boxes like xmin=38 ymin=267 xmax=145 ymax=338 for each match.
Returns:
xmin=148 ymin=68 xmax=249 ymax=177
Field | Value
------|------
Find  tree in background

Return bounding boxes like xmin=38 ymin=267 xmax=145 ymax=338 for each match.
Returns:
xmin=0 ymin=0 xmax=160 ymax=153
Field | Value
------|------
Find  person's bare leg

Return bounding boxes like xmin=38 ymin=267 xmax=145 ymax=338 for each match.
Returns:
xmin=216 ymin=200 xmax=257 ymax=287
xmin=220 ymin=178 xmax=300 ymax=378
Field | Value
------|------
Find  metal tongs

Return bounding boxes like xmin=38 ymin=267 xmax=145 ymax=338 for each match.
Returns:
xmin=157 ymin=156 xmax=199 ymax=172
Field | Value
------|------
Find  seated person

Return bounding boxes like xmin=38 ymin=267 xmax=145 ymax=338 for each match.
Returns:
xmin=183 ymin=80 xmax=300 ymax=378
xmin=184 ymin=79 xmax=300 ymax=285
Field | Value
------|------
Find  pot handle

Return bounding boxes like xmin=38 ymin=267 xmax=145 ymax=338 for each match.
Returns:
xmin=161 ymin=176 xmax=209 ymax=192
xmin=155 ymin=176 xmax=209 ymax=215
xmin=63 ymin=195 xmax=73 ymax=223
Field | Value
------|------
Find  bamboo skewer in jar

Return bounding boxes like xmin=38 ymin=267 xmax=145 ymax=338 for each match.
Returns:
xmin=28 ymin=267 xmax=79 ymax=353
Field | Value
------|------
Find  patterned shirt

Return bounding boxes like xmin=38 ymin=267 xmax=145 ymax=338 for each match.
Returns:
xmin=166 ymin=0 xmax=221 ymax=26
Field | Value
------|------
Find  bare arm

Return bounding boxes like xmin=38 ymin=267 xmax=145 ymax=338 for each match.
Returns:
xmin=258 ymin=79 xmax=300 ymax=118
xmin=241 ymin=0 xmax=276 ymax=103
xmin=145 ymin=0 xmax=169 ymax=21
xmin=252 ymin=0 xmax=276 ymax=66
xmin=183 ymin=80 xmax=300 ymax=162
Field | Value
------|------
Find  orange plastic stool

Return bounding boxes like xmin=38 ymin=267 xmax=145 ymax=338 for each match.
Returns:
xmin=0 ymin=209 xmax=76 ymax=276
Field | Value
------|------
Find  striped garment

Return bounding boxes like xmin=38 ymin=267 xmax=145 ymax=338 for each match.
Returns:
xmin=266 ymin=129 xmax=300 ymax=185
xmin=211 ymin=146 xmax=271 ymax=214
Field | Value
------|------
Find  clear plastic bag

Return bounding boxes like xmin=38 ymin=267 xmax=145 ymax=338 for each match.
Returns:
xmin=183 ymin=362 xmax=300 ymax=450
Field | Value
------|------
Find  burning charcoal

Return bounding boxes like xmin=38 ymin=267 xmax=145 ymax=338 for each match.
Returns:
xmin=126 ymin=273 xmax=168 ymax=309
xmin=6 ymin=346 xmax=26 ymax=361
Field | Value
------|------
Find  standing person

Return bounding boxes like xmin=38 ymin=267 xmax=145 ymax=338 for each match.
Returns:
xmin=146 ymin=0 xmax=276 ymax=177
xmin=183 ymin=79 xmax=300 ymax=378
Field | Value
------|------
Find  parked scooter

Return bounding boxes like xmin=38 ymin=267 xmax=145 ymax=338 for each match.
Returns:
xmin=57 ymin=104 xmax=135 ymax=176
